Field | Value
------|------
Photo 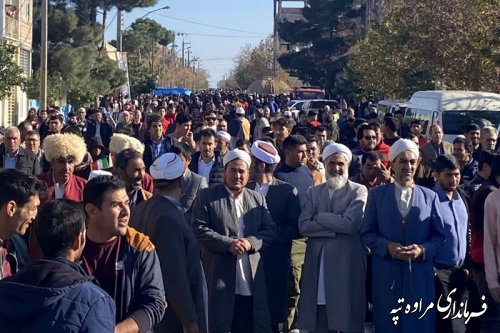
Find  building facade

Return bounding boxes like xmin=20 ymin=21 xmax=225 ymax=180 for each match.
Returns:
xmin=0 ymin=0 xmax=32 ymax=127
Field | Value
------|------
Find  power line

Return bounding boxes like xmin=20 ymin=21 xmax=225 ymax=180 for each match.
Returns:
xmin=179 ymin=32 xmax=267 ymax=38
xmin=137 ymin=9 xmax=268 ymax=36
xmin=105 ymin=12 xmax=118 ymax=32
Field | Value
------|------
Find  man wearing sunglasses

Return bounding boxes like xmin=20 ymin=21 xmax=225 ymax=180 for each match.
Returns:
xmin=204 ymin=111 xmax=218 ymax=132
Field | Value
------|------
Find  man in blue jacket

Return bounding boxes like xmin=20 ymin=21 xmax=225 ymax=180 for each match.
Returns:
xmin=81 ymin=175 xmax=166 ymax=333
xmin=0 ymin=199 xmax=116 ymax=332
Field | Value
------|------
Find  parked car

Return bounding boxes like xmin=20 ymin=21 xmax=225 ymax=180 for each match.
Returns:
xmin=302 ymin=99 xmax=340 ymax=113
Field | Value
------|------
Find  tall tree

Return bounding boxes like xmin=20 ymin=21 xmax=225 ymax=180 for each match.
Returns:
xmin=348 ymin=0 xmax=500 ymax=98
xmin=30 ymin=1 xmax=126 ymax=105
xmin=277 ymin=0 xmax=363 ymax=92
xmin=122 ymin=18 xmax=175 ymax=71
xmin=71 ymin=0 xmax=159 ymax=26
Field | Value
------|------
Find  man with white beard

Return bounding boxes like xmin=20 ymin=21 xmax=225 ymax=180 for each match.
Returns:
xmin=297 ymin=143 xmax=368 ymax=333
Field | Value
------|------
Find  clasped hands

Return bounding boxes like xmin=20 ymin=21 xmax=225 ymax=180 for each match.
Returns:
xmin=230 ymin=238 xmax=252 ymax=255
xmin=388 ymin=243 xmax=424 ymax=261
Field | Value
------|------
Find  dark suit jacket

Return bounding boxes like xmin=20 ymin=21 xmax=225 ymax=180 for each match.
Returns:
xmin=191 ymin=185 xmax=275 ymax=333
xmin=188 ymin=151 xmax=224 ymax=186
xmin=246 ymin=178 xmax=301 ymax=323
xmin=143 ymin=137 xmax=174 ymax=172
xmin=85 ymin=121 xmax=113 ymax=149
xmin=0 ymin=147 xmax=40 ymax=175
xmin=181 ymin=169 xmax=208 ymax=223
xmin=131 ymin=195 xmax=207 ymax=333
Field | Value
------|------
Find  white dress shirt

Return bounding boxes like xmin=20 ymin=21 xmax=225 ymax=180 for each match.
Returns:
xmin=228 ymin=189 xmax=253 ymax=296
xmin=394 ymin=181 xmax=414 ymax=218
xmin=198 ymin=156 xmax=215 ymax=182
xmin=54 ymin=182 xmax=66 ymax=199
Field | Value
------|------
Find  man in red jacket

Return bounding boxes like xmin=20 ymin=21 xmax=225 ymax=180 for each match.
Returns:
xmin=30 ymin=133 xmax=88 ymax=260
xmin=38 ymin=133 xmax=88 ymax=203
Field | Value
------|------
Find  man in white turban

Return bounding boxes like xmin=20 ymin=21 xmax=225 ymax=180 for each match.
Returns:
xmin=361 ymin=139 xmax=446 ymax=333
xmin=297 ymin=142 xmax=368 ymax=333
xmin=248 ymin=139 xmax=301 ymax=332
xmin=131 ymin=153 xmax=208 ymax=333
xmin=216 ymin=131 xmax=231 ymax=157
xmin=191 ymin=147 xmax=275 ymax=333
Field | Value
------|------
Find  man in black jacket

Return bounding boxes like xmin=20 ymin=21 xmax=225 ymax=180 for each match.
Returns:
xmin=188 ymin=128 xmax=224 ymax=186
xmin=81 ymin=176 xmax=166 ymax=333
xmin=143 ymin=114 xmax=173 ymax=172
xmin=85 ymin=109 xmax=113 ymax=149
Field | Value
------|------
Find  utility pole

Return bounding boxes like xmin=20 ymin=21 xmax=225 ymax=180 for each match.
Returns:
xmin=117 ymin=9 xmax=123 ymax=51
xmin=181 ymin=37 xmax=190 ymax=67
xmin=181 ymin=39 xmax=185 ymax=67
xmin=186 ymin=47 xmax=191 ymax=68
xmin=40 ymin=0 xmax=48 ymax=111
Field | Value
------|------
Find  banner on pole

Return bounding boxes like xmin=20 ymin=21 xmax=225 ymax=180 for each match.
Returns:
xmin=116 ymin=51 xmax=131 ymax=99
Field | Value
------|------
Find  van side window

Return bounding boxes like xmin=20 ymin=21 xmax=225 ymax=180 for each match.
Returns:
xmin=404 ymin=108 xmax=432 ymax=135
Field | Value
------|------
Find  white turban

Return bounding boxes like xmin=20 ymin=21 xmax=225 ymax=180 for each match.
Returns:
xmin=251 ymin=140 xmax=281 ymax=164
xmin=223 ymin=149 xmax=251 ymax=167
xmin=388 ymin=139 xmax=420 ymax=162
xmin=150 ymin=153 xmax=184 ymax=180
xmin=88 ymin=170 xmax=112 ymax=181
xmin=321 ymin=143 xmax=352 ymax=163
xmin=216 ymin=131 xmax=231 ymax=142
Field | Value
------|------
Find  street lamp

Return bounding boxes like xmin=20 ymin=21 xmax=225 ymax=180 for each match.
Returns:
xmin=139 ymin=5 xmax=170 ymax=20
xmin=118 ymin=5 xmax=171 ymax=51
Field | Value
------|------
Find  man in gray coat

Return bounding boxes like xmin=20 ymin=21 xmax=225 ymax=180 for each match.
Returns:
xmin=298 ymin=143 xmax=368 ymax=333
xmin=170 ymin=145 xmax=208 ymax=222
xmin=131 ymin=153 xmax=207 ymax=333
xmin=0 ymin=127 xmax=40 ymax=175
xmin=191 ymin=149 xmax=276 ymax=333
xmin=247 ymin=139 xmax=301 ymax=333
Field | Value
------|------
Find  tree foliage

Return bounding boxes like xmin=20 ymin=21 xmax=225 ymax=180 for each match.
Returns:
xmin=348 ymin=0 xmax=500 ymax=98
xmin=71 ymin=0 xmax=159 ymax=27
xmin=0 ymin=43 xmax=26 ymax=100
xmin=122 ymin=18 xmax=175 ymax=71
xmin=119 ymin=18 xmax=209 ymax=92
xmin=31 ymin=1 xmax=127 ymax=106
xmin=232 ymin=40 xmax=273 ymax=89
xmin=220 ymin=37 xmax=301 ymax=90
xmin=277 ymin=0 xmax=363 ymax=92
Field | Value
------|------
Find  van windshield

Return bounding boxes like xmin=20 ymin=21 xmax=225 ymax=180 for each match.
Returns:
xmin=442 ymin=111 xmax=500 ymax=134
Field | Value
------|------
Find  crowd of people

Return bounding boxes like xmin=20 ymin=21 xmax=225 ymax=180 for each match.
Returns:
xmin=0 ymin=90 xmax=499 ymax=333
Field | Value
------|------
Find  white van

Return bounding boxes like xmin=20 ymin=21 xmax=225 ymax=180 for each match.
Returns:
xmin=376 ymin=100 xmax=408 ymax=119
xmin=404 ymin=90 xmax=500 ymax=142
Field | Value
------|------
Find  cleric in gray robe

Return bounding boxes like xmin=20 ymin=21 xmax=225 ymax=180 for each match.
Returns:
xmin=191 ymin=149 xmax=276 ymax=333
xmin=297 ymin=143 xmax=368 ymax=333
xmin=169 ymin=144 xmax=208 ymax=222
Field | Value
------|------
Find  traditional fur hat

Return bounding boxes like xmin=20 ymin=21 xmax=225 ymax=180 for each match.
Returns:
xmin=43 ymin=133 xmax=87 ymax=165
xmin=109 ymin=133 xmax=144 ymax=155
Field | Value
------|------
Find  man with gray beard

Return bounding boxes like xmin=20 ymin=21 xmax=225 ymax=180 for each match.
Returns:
xmin=297 ymin=143 xmax=368 ymax=333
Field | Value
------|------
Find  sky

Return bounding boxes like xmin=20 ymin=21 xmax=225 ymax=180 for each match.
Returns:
xmin=105 ymin=0 xmax=279 ymax=88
